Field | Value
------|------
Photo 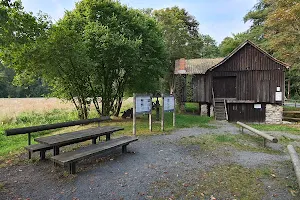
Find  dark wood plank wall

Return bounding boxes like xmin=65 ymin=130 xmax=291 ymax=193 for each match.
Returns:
xmin=211 ymin=43 xmax=285 ymax=103
xmin=227 ymin=103 xmax=266 ymax=122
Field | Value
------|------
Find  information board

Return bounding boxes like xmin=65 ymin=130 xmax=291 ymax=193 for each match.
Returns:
xmin=136 ymin=96 xmax=152 ymax=114
xmin=275 ymin=92 xmax=282 ymax=102
xmin=164 ymin=96 xmax=175 ymax=111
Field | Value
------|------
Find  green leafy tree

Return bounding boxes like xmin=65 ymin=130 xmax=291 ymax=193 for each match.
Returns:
xmin=199 ymin=34 xmax=220 ymax=58
xmin=265 ymin=0 xmax=300 ymax=98
xmin=153 ymin=7 xmax=203 ymax=93
xmin=1 ymin=0 xmax=167 ymax=118
xmin=63 ymin=0 xmax=167 ymax=116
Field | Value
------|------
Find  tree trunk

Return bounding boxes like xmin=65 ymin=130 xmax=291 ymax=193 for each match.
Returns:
xmin=114 ymin=96 xmax=123 ymax=117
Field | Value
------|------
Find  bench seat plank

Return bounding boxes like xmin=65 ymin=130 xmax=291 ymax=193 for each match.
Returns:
xmin=51 ymin=136 xmax=138 ymax=166
xmin=25 ymin=144 xmax=52 ymax=152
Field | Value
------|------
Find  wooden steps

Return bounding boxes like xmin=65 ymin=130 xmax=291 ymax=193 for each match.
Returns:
xmin=215 ymin=101 xmax=226 ymax=120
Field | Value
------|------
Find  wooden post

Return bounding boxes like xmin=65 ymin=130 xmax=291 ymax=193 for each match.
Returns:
xmin=161 ymin=94 xmax=164 ymax=131
xmin=263 ymin=138 xmax=266 ymax=148
xmin=173 ymin=97 xmax=176 ymax=127
xmin=28 ymin=133 xmax=31 ymax=145
xmin=287 ymin=145 xmax=300 ymax=188
xmin=133 ymin=93 xmax=136 ymax=136
xmin=207 ymin=104 xmax=211 ymax=117
xmin=198 ymin=103 xmax=201 ymax=115
xmin=28 ymin=133 xmax=31 ymax=159
xmin=288 ymin=79 xmax=291 ymax=100
xmin=149 ymin=95 xmax=152 ymax=132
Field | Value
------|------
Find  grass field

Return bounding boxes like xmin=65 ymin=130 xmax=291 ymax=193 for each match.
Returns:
xmin=0 ymin=105 xmax=213 ymax=161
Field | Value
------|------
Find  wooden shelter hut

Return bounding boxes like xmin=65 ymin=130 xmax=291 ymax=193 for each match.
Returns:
xmin=174 ymin=40 xmax=289 ymax=123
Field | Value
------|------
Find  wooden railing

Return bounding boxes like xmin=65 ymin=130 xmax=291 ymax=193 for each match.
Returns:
xmin=237 ymin=121 xmax=278 ymax=147
xmin=224 ymin=99 xmax=228 ymax=121
xmin=212 ymin=88 xmax=216 ymax=120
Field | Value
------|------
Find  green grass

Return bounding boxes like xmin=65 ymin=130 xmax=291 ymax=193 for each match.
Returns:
xmin=0 ymin=109 xmax=80 ymax=161
xmin=150 ymin=164 xmax=268 ymax=200
xmin=0 ymin=109 xmax=213 ymax=162
xmin=180 ymin=133 xmax=281 ymax=154
xmin=184 ymin=103 xmax=199 ymax=113
xmin=251 ymin=124 xmax=300 ymax=133
xmin=284 ymin=106 xmax=300 ymax=111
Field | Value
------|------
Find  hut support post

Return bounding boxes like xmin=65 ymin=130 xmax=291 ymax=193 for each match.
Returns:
xmin=207 ymin=104 xmax=211 ymax=117
xmin=198 ymin=103 xmax=201 ymax=115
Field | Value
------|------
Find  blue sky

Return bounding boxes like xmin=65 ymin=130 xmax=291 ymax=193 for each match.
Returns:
xmin=22 ymin=0 xmax=258 ymax=44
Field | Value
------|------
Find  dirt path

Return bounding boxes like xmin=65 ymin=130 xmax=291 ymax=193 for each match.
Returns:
xmin=0 ymin=121 xmax=298 ymax=200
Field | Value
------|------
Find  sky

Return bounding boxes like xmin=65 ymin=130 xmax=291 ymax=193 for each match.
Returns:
xmin=22 ymin=0 xmax=258 ymax=44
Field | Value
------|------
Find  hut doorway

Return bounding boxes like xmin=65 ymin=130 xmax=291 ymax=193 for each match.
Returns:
xmin=213 ymin=76 xmax=236 ymax=98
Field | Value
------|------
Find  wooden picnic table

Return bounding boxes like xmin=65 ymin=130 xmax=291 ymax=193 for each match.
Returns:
xmin=35 ymin=126 xmax=124 ymax=156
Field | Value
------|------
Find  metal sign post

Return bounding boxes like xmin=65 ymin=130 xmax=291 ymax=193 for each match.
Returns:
xmin=149 ymin=94 xmax=152 ymax=132
xmin=161 ymin=94 xmax=164 ymax=131
xmin=133 ymin=94 xmax=136 ymax=136
xmin=173 ymin=97 xmax=176 ymax=127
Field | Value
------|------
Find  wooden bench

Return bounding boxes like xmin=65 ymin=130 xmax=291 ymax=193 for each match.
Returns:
xmin=51 ymin=136 xmax=138 ymax=174
xmin=5 ymin=117 xmax=111 ymax=159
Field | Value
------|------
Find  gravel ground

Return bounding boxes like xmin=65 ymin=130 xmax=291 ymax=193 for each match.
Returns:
xmin=0 ymin=121 xmax=298 ymax=200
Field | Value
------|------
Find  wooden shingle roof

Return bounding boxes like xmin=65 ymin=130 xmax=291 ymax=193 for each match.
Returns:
xmin=174 ymin=58 xmax=224 ymax=75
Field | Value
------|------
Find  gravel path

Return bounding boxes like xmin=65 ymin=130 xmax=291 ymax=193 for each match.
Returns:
xmin=0 ymin=121 xmax=297 ymax=200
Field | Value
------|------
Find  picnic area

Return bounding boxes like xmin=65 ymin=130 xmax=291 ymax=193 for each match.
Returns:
xmin=2 ymin=0 xmax=300 ymax=199
xmin=1 ymin=115 xmax=300 ymax=199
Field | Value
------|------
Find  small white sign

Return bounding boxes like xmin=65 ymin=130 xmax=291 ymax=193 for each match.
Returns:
xmin=136 ymin=96 xmax=152 ymax=114
xmin=254 ymin=104 xmax=262 ymax=109
xmin=164 ymin=96 xmax=175 ymax=111
xmin=277 ymin=87 xmax=281 ymax=92
xmin=276 ymin=92 xmax=282 ymax=101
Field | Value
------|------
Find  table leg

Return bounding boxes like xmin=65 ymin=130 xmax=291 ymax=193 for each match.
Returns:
xmin=122 ymin=145 xmax=127 ymax=153
xmin=69 ymin=162 xmax=76 ymax=174
xmin=92 ymin=137 xmax=97 ymax=144
xmin=40 ymin=150 xmax=46 ymax=160
xmin=106 ymin=134 xmax=111 ymax=141
xmin=53 ymin=146 xmax=60 ymax=156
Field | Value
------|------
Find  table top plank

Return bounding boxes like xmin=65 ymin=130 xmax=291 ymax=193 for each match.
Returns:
xmin=35 ymin=126 xmax=124 ymax=146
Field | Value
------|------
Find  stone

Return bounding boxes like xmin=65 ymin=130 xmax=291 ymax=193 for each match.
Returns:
xmin=265 ymin=104 xmax=283 ymax=124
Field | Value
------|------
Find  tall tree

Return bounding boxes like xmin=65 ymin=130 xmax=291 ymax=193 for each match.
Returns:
xmin=63 ymin=0 xmax=167 ymax=116
xmin=199 ymin=34 xmax=220 ymax=58
xmin=265 ymin=0 xmax=300 ymax=98
xmin=153 ymin=7 xmax=202 ymax=93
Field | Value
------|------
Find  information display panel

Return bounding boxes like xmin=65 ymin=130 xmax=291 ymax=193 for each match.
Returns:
xmin=164 ymin=96 xmax=175 ymax=111
xmin=136 ymin=96 xmax=152 ymax=114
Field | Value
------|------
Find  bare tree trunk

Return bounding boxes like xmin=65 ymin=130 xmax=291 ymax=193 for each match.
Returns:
xmin=114 ymin=96 xmax=123 ymax=117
